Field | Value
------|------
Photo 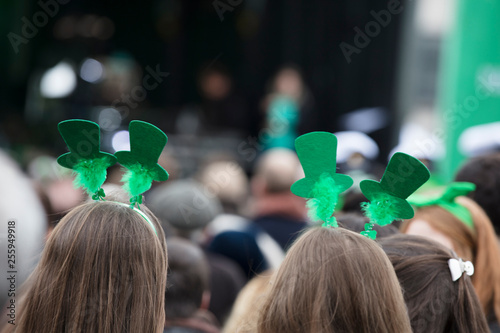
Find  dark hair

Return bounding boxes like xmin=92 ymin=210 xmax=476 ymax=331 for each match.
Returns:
xmin=337 ymin=213 xmax=399 ymax=239
xmin=455 ymin=152 xmax=500 ymax=234
xmin=401 ymin=196 xmax=500 ymax=323
xmin=165 ymin=237 xmax=209 ymax=319
xmin=9 ymin=201 xmax=168 ymax=333
xmin=341 ymin=191 xmax=366 ymax=214
xmin=379 ymin=234 xmax=489 ymax=333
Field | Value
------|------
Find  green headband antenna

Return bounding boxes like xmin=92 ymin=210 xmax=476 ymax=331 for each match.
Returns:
xmin=408 ymin=182 xmax=476 ymax=229
xmin=359 ymin=152 xmax=430 ymax=239
xmin=291 ymin=131 xmax=353 ymax=227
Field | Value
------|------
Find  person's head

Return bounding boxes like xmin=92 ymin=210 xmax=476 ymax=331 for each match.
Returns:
xmin=197 ymin=160 xmax=249 ymax=215
xmin=15 ymin=201 xmax=168 ymax=333
xmin=164 ymin=237 xmax=210 ymax=320
xmin=257 ymin=227 xmax=412 ymax=333
xmin=199 ymin=65 xmax=232 ymax=101
xmin=148 ymin=179 xmax=222 ymax=240
xmin=223 ymin=271 xmax=273 ymax=333
xmin=455 ymin=152 xmax=500 ymax=234
xmin=252 ymin=148 xmax=301 ymax=195
xmin=402 ymin=196 xmax=500 ymax=322
xmin=251 ymin=149 xmax=306 ymax=219
xmin=271 ymin=65 xmax=304 ymax=102
xmin=379 ymin=234 xmax=489 ymax=333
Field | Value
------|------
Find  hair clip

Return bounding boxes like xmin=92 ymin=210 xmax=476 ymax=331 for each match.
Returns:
xmin=291 ymin=132 xmax=353 ymax=227
xmin=359 ymin=152 xmax=430 ymax=239
xmin=57 ymin=119 xmax=117 ymax=200
xmin=448 ymin=258 xmax=474 ymax=281
xmin=408 ymin=182 xmax=476 ymax=229
xmin=115 ymin=120 xmax=169 ymax=209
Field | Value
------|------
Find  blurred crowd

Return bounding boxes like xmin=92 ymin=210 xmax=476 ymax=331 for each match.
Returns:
xmin=1 ymin=119 xmax=500 ymax=332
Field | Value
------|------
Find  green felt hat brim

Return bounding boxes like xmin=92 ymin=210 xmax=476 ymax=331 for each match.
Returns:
xmin=114 ymin=151 xmax=169 ymax=181
xmin=291 ymin=173 xmax=353 ymax=198
xmin=57 ymin=151 xmax=117 ymax=169
xmin=360 ymin=179 xmax=415 ymax=219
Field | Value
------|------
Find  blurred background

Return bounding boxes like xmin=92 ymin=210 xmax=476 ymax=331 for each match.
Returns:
xmin=1 ymin=0 xmax=499 ymax=181
xmin=2 ymin=1 xmax=500 ymax=328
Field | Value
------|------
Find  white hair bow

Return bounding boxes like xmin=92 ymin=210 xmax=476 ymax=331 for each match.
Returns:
xmin=448 ymin=258 xmax=474 ymax=282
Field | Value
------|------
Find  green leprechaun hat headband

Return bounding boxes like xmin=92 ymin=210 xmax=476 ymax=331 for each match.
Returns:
xmin=57 ymin=119 xmax=169 ymax=234
xmin=291 ymin=131 xmax=354 ymax=227
xmin=359 ymin=152 xmax=431 ymax=239
xmin=408 ymin=182 xmax=476 ymax=229
xmin=290 ymin=132 xmax=431 ymax=240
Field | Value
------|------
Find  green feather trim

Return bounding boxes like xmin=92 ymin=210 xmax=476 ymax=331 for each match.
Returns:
xmin=73 ymin=157 xmax=110 ymax=194
xmin=121 ymin=163 xmax=156 ymax=197
xmin=306 ymin=173 xmax=342 ymax=227
xmin=361 ymin=194 xmax=400 ymax=226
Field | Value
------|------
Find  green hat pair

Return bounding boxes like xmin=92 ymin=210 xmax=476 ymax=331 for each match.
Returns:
xmin=57 ymin=119 xmax=168 ymax=207
xmin=291 ymin=131 xmax=431 ymax=239
xmin=408 ymin=182 xmax=476 ymax=229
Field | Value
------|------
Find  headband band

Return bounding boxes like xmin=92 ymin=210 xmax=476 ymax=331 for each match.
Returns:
xmin=114 ymin=202 xmax=158 ymax=235
xmin=408 ymin=182 xmax=475 ymax=229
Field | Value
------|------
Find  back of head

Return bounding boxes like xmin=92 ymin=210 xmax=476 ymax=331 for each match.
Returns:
xmin=379 ymin=234 xmax=489 ymax=333
xmin=223 ymin=271 xmax=273 ymax=333
xmin=257 ymin=227 xmax=411 ymax=333
xmin=165 ymin=237 xmax=209 ymax=320
xmin=402 ymin=197 xmax=500 ymax=322
xmin=148 ymin=179 xmax=222 ymax=239
xmin=16 ymin=201 xmax=168 ymax=333
xmin=197 ymin=160 xmax=249 ymax=214
xmin=455 ymin=152 xmax=500 ymax=234
xmin=253 ymin=148 xmax=301 ymax=193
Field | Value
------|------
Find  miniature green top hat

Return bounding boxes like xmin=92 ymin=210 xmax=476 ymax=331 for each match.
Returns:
xmin=114 ymin=120 xmax=169 ymax=182
xmin=57 ymin=119 xmax=116 ymax=169
xmin=291 ymin=131 xmax=353 ymax=227
xmin=360 ymin=152 xmax=430 ymax=221
xmin=408 ymin=182 xmax=476 ymax=229
xmin=291 ymin=132 xmax=353 ymax=198
xmin=57 ymin=119 xmax=117 ymax=197
xmin=115 ymin=120 xmax=169 ymax=207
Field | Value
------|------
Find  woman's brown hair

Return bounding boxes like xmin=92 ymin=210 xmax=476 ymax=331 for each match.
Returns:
xmin=9 ymin=201 xmax=168 ymax=333
xmin=401 ymin=196 xmax=500 ymax=323
xmin=379 ymin=234 xmax=489 ymax=333
xmin=257 ymin=227 xmax=412 ymax=333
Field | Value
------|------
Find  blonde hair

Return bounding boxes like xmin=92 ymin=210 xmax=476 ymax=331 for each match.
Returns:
xmin=8 ymin=201 xmax=168 ymax=333
xmin=401 ymin=196 xmax=500 ymax=323
xmin=223 ymin=271 xmax=273 ymax=333
xmin=257 ymin=227 xmax=412 ymax=333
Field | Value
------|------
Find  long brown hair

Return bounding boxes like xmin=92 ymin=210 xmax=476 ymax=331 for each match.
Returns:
xmin=257 ymin=227 xmax=412 ymax=333
xmin=401 ymin=196 xmax=500 ymax=323
xmin=380 ymin=234 xmax=489 ymax=333
xmin=10 ymin=201 xmax=168 ymax=333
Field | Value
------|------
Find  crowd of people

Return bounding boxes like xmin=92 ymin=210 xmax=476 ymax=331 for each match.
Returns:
xmin=1 ymin=127 xmax=500 ymax=333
